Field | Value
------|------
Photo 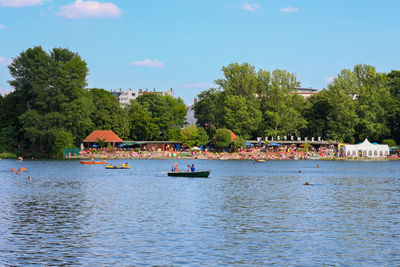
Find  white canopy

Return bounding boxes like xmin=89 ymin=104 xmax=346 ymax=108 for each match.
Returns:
xmin=343 ymin=139 xmax=389 ymax=157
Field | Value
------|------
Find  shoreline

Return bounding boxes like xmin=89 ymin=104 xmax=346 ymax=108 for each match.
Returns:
xmin=66 ymin=151 xmax=398 ymax=161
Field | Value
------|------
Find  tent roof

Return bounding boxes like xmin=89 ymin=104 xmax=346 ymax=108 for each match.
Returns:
xmin=83 ymin=130 xmax=123 ymax=143
xmin=344 ymin=138 xmax=389 ymax=150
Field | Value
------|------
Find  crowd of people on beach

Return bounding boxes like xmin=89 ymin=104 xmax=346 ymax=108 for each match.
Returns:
xmin=66 ymin=144 xmax=347 ymax=161
xmin=62 ymin=143 xmax=400 ymax=161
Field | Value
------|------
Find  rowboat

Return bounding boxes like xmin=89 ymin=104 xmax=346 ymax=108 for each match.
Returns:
xmin=80 ymin=160 xmax=106 ymax=165
xmin=167 ymin=170 xmax=210 ymax=178
xmin=105 ymin=165 xmax=131 ymax=169
xmin=255 ymin=159 xmax=267 ymax=163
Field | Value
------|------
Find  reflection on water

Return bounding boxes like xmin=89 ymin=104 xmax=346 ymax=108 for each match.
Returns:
xmin=0 ymin=159 xmax=399 ymax=265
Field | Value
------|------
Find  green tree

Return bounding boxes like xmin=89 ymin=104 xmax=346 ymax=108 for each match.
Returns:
xmin=137 ymin=94 xmax=187 ymax=140
xmin=196 ymin=127 xmax=209 ymax=147
xmin=193 ymin=88 xmax=224 ymax=133
xmin=223 ymin=94 xmax=261 ymax=139
xmin=214 ymin=128 xmax=232 ymax=149
xmin=88 ymin=88 xmax=128 ymax=139
xmin=325 ymin=65 xmax=391 ymax=142
xmin=387 ymin=70 xmax=400 ymax=143
xmin=126 ymin=101 xmax=159 ymax=140
xmin=195 ymin=63 xmax=304 ymax=139
xmin=231 ymin=135 xmax=245 ymax=150
xmin=180 ymin=125 xmax=198 ymax=148
xmin=7 ymin=46 xmax=91 ymax=156
xmin=215 ymin=62 xmax=259 ymax=96
xmin=258 ymin=69 xmax=304 ymax=136
xmin=52 ymin=130 xmax=74 ymax=158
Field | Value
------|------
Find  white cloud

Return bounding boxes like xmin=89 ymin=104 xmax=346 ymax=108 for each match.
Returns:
xmin=242 ymin=2 xmax=260 ymax=12
xmin=181 ymin=82 xmax=212 ymax=89
xmin=325 ymin=76 xmax=335 ymax=83
xmin=131 ymin=59 xmax=165 ymax=68
xmin=0 ymin=0 xmax=43 ymax=7
xmin=280 ymin=6 xmax=299 ymax=13
xmin=58 ymin=0 xmax=121 ymax=19
xmin=0 ymin=24 xmax=5 ymax=29
xmin=0 ymin=57 xmax=12 ymax=65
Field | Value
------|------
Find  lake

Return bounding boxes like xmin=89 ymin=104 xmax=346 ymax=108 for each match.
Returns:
xmin=0 ymin=159 xmax=399 ymax=266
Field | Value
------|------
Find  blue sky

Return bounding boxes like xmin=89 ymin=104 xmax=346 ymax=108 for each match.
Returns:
xmin=0 ymin=0 xmax=399 ymax=104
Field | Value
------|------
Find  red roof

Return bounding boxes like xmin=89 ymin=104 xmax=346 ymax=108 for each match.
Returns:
xmin=230 ymin=130 xmax=237 ymax=141
xmin=83 ymin=130 xmax=123 ymax=143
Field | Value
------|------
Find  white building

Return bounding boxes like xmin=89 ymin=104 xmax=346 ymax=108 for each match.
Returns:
xmin=118 ymin=89 xmax=140 ymax=105
xmin=343 ymin=139 xmax=389 ymax=157
xmin=292 ymin=87 xmax=319 ymax=98
xmin=111 ymin=88 xmax=174 ymax=105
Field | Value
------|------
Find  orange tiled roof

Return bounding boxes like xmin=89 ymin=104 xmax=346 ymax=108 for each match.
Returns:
xmin=230 ymin=130 xmax=237 ymax=141
xmin=83 ymin=130 xmax=123 ymax=143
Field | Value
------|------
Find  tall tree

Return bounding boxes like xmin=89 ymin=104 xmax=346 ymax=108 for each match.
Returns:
xmin=88 ymin=88 xmax=128 ymax=139
xmin=193 ymin=88 xmax=223 ymax=133
xmin=136 ymin=94 xmax=187 ymax=140
xmin=7 ymin=46 xmax=90 ymax=156
xmin=387 ymin=70 xmax=400 ymax=144
xmin=126 ymin=101 xmax=159 ymax=141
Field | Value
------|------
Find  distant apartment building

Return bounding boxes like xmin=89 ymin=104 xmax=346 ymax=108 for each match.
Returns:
xmin=291 ymin=87 xmax=318 ymax=98
xmin=185 ymin=98 xmax=198 ymax=126
xmin=111 ymin=88 xmax=174 ymax=105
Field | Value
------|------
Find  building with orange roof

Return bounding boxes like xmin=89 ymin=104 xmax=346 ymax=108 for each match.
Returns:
xmin=83 ymin=130 xmax=123 ymax=148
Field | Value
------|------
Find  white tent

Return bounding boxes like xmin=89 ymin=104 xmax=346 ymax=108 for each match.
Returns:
xmin=343 ymin=139 xmax=389 ymax=158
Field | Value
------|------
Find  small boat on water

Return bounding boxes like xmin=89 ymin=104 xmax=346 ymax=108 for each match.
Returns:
xmin=80 ymin=160 xmax=106 ymax=165
xmin=167 ymin=170 xmax=210 ymax=178
xmin=255 ymin=159 xmax=267 ymax=163
xmin=105 ymin=165 xmax=131 ymax=169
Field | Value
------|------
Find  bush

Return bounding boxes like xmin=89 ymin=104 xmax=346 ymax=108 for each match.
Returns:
xmin=382 ymin=139 xmax=396 ymax=147
xmin=0 ymin=152 xmax=18 ymax=159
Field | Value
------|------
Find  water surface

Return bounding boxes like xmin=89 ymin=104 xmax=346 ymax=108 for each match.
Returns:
xmin=0 ymin=159 xmax=399 ymax=265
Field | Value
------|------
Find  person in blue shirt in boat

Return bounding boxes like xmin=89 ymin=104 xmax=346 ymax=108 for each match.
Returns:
xmin=190 ymin=164 xmax=195 ymax=172
xmin=172 ymin=162 xmax=180 ymax=172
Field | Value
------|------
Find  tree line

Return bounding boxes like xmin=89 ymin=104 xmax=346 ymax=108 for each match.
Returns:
xmin=0 ymin=47 xmax=188 ymax=158
xmin=0 ymin=47 xmax=399 ymax=157
xmin=194 ymin=63 xmax=400 ymax=147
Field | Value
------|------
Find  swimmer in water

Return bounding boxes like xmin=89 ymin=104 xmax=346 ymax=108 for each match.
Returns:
xmin=304 ymin=181 xmax=309 ymax=185
xmin=28 ymin=176 xmax=32 ymax=181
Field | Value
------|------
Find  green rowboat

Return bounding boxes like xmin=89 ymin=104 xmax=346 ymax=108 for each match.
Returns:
xmin=167 ymin=170 xmax=210 ymax=178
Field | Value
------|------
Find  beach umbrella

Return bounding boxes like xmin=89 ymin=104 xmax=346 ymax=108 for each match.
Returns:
xmin=268 ymin=142 xmax=281 ymax=146
xmin=191 ymin=147 xmax=201 ymax=150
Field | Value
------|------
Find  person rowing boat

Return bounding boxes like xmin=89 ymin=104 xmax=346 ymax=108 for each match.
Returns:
xmin=172 ymin=162 xmax=180 ymax=172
